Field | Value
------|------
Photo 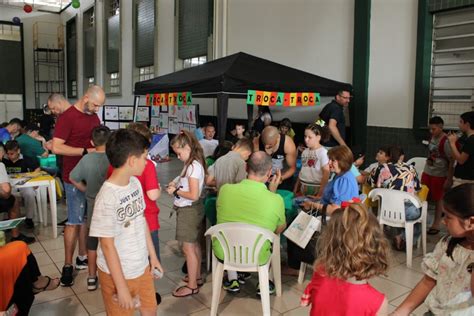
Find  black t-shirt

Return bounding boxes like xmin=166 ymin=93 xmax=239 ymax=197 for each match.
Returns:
xmin=454 ymin=134 xmax=474 ymax=180
xmin=2 ymin=157 xmax=39 ymax=174
xmin=319 ymin=100 xmax=346 ymax=147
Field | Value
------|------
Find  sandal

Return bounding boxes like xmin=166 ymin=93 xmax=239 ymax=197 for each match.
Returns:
xmin=172 ymin=285 xmax=199 ymax=298
xmin=427 ymin=228 xmax=440 ymax=235
xmin=182 ymin=275 xmax=204 ymax=287
xmin=33 ymin=276 xmax=60 ymax=294
xmin=392 ymin=236 xmax=406 ymax=252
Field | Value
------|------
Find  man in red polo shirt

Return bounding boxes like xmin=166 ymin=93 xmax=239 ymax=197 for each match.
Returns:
xmin=52 ymin=86 xmax=105 ymax=287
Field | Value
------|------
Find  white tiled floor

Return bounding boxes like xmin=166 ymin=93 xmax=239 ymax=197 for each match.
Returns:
xmin=11 ymin=159 xmax=443 ymax=315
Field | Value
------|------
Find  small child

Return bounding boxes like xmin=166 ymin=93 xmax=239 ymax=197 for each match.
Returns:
xmin=392 ymin=184 xmax=474 ymax=315
xmin=364 ymin=145 xmax=390 ymax=180
xmin=69 ymin=125 xmax=111 ymax=291
xmin=279 ymin=118 xmax=295 ymax=139
xmin=167 ymin=130 xmax=206 ymax=297
xmin=448 ymin=111 xmax=474 ymax=188
xmin=2 ymin=140 xmax=40 ymax=229
xmin=301 ymin=203 xmax=389 ymax=315
xmin=422 ymin=116 xmax=451 ymax=235
xmin=293 ymin=123 xmax=330 ymax=204
xmin=89 ymin=129 xmax=163 ymax=315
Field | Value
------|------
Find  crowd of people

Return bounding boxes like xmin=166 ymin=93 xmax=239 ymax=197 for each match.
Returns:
xmin=0 ymin=87 xmax=473 ymax=315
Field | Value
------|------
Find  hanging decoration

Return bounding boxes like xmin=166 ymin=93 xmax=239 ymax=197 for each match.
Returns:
xmin=246 ymin=90 xmax=320 ymax=106
xmin=12 ymin=17 xmax=21 ymax=25
xmin=72 ymin=0 xmax=81 ymax=9
xmin=23 ymin=4 xmax=33 ymax=13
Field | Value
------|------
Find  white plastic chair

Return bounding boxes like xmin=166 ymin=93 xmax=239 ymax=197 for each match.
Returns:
xmin=297 ymin=194 xmax=367 ymax=284
xmin=205 ymin=223 xmax=282 ymax=316
xmin=406 ymin=157 xmax=426 ymax=179
xmin=368 ymin=188 xmax=427 ymax=268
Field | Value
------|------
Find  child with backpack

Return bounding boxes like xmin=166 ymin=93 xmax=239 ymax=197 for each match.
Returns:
xmin=422 ymin=116 xmax=452 ymax=235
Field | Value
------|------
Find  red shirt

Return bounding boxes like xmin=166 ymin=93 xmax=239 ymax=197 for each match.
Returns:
xmin=107 ymin=159 xmax=161 ymax=230
xmin=54 ymin=106 xmax=100 ymax=183
xmin=301 ymin=268 xmax=385 ymax=316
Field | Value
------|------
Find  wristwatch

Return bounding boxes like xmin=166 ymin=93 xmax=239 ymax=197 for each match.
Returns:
xmin=82 ymin=148 xmax=88 ymax=156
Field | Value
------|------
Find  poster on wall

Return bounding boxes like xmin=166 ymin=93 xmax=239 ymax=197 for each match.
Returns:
xmin=168 ymin=105 xmax=178 ymax=118
xmin=119 ymin=122 xmax=130 ymax=129
xmin=151 ymin=106 xmax=160 ymax=117
xmin=182 ymin=105 xmax=197 ymax=125
xmin=136 ymin=107 xmax=150 ymax=122
xmin=168 ymin=117 xmax=179 ymax=134
xmin=105 ymin=121 xmax=119 ymax=130
xmin=178 ymin=122 xmax=184 ymax=132
xmin=118 ymin=107 xmax=134 ymax=120
xmin=158 ymin=113 xmax=169 ymax=128
xmin=104 ymin=106 xmax=119 ymax=120
xmin=160 ymin=105 xmax=168 ymax=113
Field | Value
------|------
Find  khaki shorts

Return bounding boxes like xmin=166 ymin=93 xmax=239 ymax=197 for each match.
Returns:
xmin=452 ymin=177 xmax=474 ymax=188
xmin=175 ymin=201 xmax=204 ymax=243
xmin=98 ymin=267 xmax=157 ymax=316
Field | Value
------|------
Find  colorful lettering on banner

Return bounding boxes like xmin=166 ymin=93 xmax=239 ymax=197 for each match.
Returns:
xmin=145 ymin=92 xmax=193 ymax=106
xmin=247 ymin=90 xmax=257 ymax=104
xmin=246 ymin=90 xmax=320 ymax=106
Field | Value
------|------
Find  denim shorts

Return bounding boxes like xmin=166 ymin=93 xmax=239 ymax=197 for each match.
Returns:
xmin=64 ymin=182 xmax=86 ymax=225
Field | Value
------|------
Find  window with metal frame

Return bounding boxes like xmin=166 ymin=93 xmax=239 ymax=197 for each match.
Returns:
xmin=178 ymin=0 xmax=212 ymax=60
xmin=83 ymin=7 xmax=95 ymax=86
xmin=430 ymin=7 xmax=474 ymax=129
xmin=105 ymin=0 xmax=120 ymax=94
xmin=138 ymin=65 xmax=154 ymax=82
xmin=183 ymin=55 xmax=207 ymax=69
xmin=66 ymin=18 xmax=77 ymax=98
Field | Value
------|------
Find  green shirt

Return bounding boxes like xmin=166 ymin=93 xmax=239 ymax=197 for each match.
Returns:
xmin=15 ymin=134 xmax=46 ymax=161
xmin=70 ymin=152 xmax=110 ymax=199
xmin=214 ymin=179 xmax=286 ymax=265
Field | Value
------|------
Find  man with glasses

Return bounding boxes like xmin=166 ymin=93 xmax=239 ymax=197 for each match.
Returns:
xmin=51 ymin=86 xmax=105 ymax=287
xmin=318 ymin=89 xmax=351 ymax=147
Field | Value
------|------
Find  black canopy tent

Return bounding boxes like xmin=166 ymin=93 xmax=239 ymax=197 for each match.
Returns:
xmin=134 ymin=52 xmax=352 ymax=142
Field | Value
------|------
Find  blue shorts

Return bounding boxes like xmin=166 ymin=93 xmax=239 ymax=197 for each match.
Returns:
xmin=64 ymin=182 xmax=86 ymax=225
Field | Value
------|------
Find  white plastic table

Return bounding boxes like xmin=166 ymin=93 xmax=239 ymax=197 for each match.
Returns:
xmin=10 ymin=175 xmax=58 ymax=238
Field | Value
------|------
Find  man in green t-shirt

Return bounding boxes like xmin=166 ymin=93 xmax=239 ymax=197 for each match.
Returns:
xmin=15 ymin=124 xmax=48 ymax=162
xmin=215 ymin=151 xmax=286 ymax=294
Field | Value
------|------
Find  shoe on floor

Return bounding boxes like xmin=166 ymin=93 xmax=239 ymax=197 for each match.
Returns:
xmin=75 ymin=257 xmax=88 ymax=270
xmin=87 ymin=276 xmax=98 ymax=291
xmin=25 ymin=218 xmax=34 ymax=229
xmin=237 ymin=272 xmax=251 ymax=284
xmin=181 ymin=261 xmax=187 ymax=274
xmin=11 ymin=233 xmax=35 ymax=244
xmin=57 ymin=219 xmax=68 ymax=226
xmin=155 ymin=292 xmax=162 ymax=305
xmin=60 ymin=265 xmax=74 ymax=287
xmin=223 ymin=279 xmax=240 ymax=293
xmin=256 ymin=280 xmax=276 ymax=296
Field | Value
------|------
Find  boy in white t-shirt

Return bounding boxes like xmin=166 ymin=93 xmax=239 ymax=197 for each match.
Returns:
xmin=199 ymin=124 xmax=219 ymax=157
xmin=89 ymin=129 xmax=163 ymax=316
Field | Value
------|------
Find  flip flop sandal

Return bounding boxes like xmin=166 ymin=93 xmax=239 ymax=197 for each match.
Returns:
xmin=33 ymin=276 xmax=60 ymax=294
xmin=172 ymin=285 xmax=199 ymax=298
xmin=427 ymin=228 xmax=440 ymax=235
xmin=182 ymin=275 xmax=204 ymax=287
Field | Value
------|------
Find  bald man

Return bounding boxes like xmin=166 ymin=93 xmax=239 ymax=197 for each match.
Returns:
xmin=253 ymin=126 xmax=297 ymax=190
xmin=47 ymin=93 xmax=72 ymax=116
xmin=52 ymin=85 xmax=106 ymax=287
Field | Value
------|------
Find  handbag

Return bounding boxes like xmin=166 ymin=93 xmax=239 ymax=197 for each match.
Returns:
xmin=284 ymin=209 xmax=322 ymax=249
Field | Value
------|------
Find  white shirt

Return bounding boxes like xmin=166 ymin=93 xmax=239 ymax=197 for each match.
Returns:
xmin=0 ymin=162 xmax=8 ymax=183
xmin=299 ymin=147 xmax=329 ymax=184
xmin=199 ymin=138 xmax=219 ymax=158
xmin=174 ymin=160 xmax=205 ymax=207
xmin=89 ymin=177 xmax=149 ymax=279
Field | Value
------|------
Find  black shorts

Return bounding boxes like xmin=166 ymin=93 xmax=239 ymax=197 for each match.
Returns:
xmin=0 ymin=195 xmax=16 ymax=213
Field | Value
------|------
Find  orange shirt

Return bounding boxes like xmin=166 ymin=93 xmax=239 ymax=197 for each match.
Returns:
xmin=0 ymin=241 xmax=30 ymax=311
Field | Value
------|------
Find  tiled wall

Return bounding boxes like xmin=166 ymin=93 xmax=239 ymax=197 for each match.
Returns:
xmin=429 ymin=0 xmax=474 ymax=12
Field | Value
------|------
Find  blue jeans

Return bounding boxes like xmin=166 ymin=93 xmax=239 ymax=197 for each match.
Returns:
xmin=150 ymin=230 xmax=161 ymax=261
xmin=64 ymin=182 xmax=86 ymax=225
xmin=400 ymin=201 xmax=421 ymax=242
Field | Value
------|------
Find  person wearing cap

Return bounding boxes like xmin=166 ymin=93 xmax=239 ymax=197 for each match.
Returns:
xmin=15 ymin=123 xmax=48 ymax=162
